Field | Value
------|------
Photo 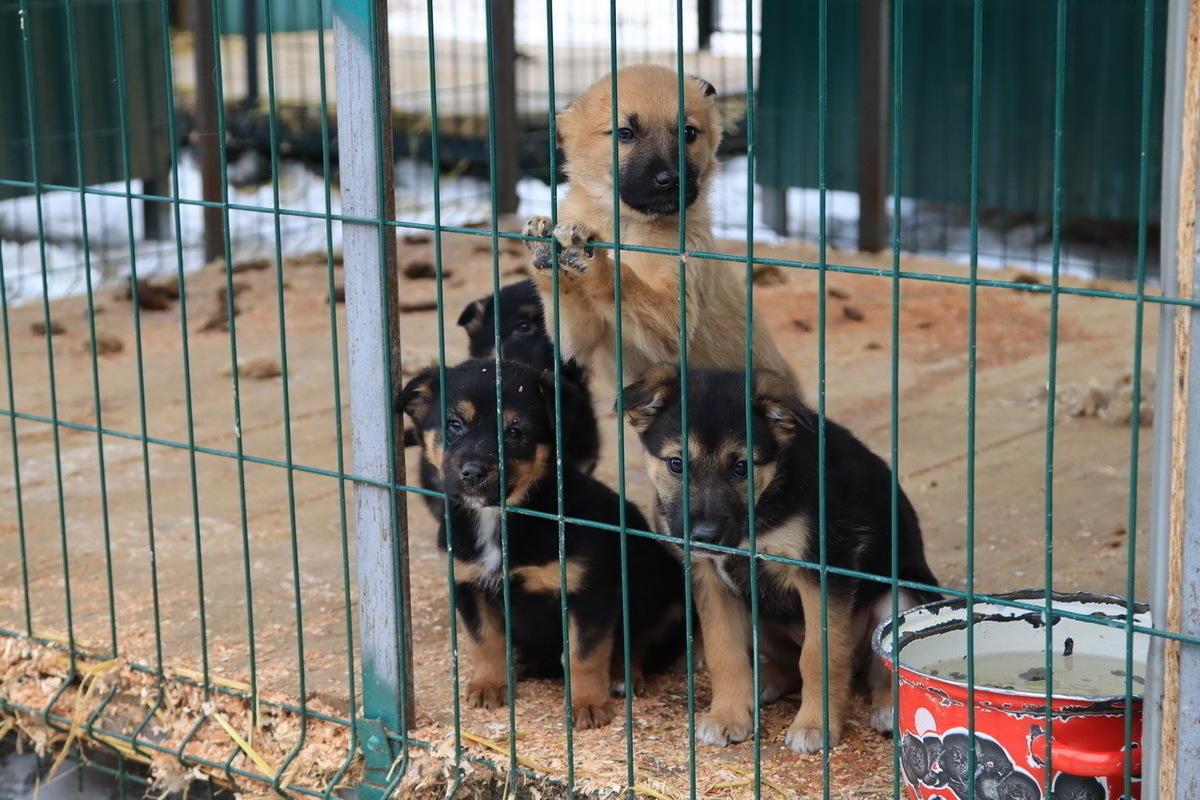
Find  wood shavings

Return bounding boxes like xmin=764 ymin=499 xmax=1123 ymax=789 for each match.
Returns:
xmin=0 ymin=636 xmax=360 ymax=795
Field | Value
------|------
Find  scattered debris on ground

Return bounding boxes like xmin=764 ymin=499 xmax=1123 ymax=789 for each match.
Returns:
xmin=1028 ymin=370 xmax=1155 ymax=426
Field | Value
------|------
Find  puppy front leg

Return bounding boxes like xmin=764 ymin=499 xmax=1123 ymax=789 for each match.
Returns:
xmin=523 ymin=216 xmax=612 ymax=366
xmin=551 ymin=222 xmax=686 ymax=364
xmin=456 ymin=584 xmax=510 ymax=709
xmin=693 ymin=561 xmax=755 ymax=746
xmin=567 ymin=613 xmax=616 ymax=729
xmin=786 ymin=576 xmax=855 ymax=753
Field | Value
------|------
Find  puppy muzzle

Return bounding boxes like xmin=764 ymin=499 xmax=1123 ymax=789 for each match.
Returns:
xmin=444 ymin=458 xmax=500 ymax=506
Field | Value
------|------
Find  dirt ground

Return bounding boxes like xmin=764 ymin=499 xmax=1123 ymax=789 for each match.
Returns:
xmin=0 ymin=222 xmax=1157 ymax=795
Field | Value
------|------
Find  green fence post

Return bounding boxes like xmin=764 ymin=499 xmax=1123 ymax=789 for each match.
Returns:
xmin=332 ymin=0 xmax=413 ymax=793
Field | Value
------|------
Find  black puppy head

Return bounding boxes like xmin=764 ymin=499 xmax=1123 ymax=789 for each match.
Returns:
xmin=557 ymin=64 xmax=723 ymax=218
xmin=456 ymin=279 xmax=555 ymax=369
xmin=398 ymin=359 xmax=555 ymax=508
xmin=622 ymin=365 xmax=810 ymax=550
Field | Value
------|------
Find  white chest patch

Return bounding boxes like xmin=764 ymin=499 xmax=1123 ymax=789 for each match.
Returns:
xmin=473 ymin=507 xmax=502 ymax=579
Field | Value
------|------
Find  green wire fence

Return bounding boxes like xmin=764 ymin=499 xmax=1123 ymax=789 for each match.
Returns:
xmin=1 ymin=0 xmax=1197 ymax=798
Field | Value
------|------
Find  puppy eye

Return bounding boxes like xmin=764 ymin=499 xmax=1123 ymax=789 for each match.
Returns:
xmin=667 ymin=457 xmax=684 ymax=475
xmin=505 ymin=426 xmax=524 ymax=441
xmin=732 ymin=460 xmax=748 ymax=478
xmin=616 ymin=127 xmax=635 ymax=142
xmin=515 ymin=319 xmax=537 ymax=335
xmin=684 ymin=125 xmax=699 ymax=143
xmin=446 ymin=419 xmax=464 ymax=435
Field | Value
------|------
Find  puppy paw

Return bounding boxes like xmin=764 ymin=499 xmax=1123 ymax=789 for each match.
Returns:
xmin=868 ymin=704 xmax=895 ymax=734
xmin=573 ymin=699 xmax=615 ymax=729
xmin=695 ymin=710 xmax=754 ymax=746
xmin=784 ymin=717 xmax=843 ymax=754
xmin=465 ymin=681 xmax=508 ymax=710
xmin=523 ymin=216 xmax=555 ymax=272
xmin=610 ymin=668 xmax=646 ymax=698
xmin=758 ymin=683 xmax=789 ymax=704
xmin=758 ymin=661 xmax=801 ymax=704
xmin=552 ymin=221 xmax=600 ymax=274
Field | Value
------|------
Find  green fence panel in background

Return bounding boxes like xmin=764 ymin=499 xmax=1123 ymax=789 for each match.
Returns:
xmin=757 ymin=0 xmax=1167 ymax=226
xmin=218 ymin=0 xmax=331 ymax=35
xmin=0 ymin=0 xmax=172 ymax=200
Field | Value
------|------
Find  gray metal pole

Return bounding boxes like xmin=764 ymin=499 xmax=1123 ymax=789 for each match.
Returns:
xmin=332 ymin=0 xmax=412 ymax=790
xmin=1146 ymin=0 xmax=1200 ymax=796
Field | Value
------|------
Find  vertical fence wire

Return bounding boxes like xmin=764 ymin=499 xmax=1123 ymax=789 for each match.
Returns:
xmin=964 ymin=0 xmax=984 ymax=789
xmin=259 ymin=0 xmax=314 ymax=783
xmin=16 ymin=0 xmax=81 ymax=714
xmin=815 ymin=0 xmax=833 ymax=789
xmin=419 ymin=2 xmax=466 ymax=797
xmin=64 ymin=0 xmax=121 ymax=663
xmin=160 ymin=0 xmax=213 ymax=710
xmin=209 ymin=0 xmax=263 ymax=722
xmin=1037 ymin=0 xmax=1069 ymax=787
xmin=741 ymin=2 xmax=764 ymax=797
xmin=113 ymin=0 xmax=175 ymax=746
xmin=1124 ymin=0 xmax=1158 ymax=795
xmin=0 ymin=211 xmax=31 ymax=640
xmin=613 ymin=22 xmax=637 ymax=799
xmin=480 ymin=0 xmax=523 ymax=788
xmin=887 ymin=0 xmax=905 ymax=795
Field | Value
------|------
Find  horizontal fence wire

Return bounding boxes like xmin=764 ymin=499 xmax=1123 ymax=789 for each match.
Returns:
xmin=0 ymin=0 xmax=1190 ymax=798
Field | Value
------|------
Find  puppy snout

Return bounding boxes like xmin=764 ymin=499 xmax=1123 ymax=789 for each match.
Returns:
xmin=689 ymin=521 xmax=724 ymax=544
xmin=459 ymin=461 xmax=487 ymax=486
xmin=654 ymin=170 xmax=678 ymax=190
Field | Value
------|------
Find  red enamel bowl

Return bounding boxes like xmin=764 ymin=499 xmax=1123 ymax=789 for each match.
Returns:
xmin=873 ymin=590 xmax=1149 ymax=800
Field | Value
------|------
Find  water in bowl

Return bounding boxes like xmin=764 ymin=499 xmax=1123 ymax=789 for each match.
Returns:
xmin=921 ymin=649 xmax=1145 ymax=697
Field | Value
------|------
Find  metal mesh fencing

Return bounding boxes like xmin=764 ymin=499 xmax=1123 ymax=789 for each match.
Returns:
xmin=0 ymin=0 xmax=1196 ymax=798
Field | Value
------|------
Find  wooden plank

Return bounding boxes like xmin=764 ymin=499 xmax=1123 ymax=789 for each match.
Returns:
xmin=857 ymin=0 xmax=889 ymax=253
xmin=189 ymin=0 xmax=225 ymax=263
xmin=489 ymin=0 xmax=519 ymax=214
xmin=1160 ymin=0 xmax=1200 ymax=796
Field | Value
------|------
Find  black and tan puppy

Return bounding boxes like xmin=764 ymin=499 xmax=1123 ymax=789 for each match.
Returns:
xmin=399 ymin=358 xmax=685 ymax=728
xmin=623 ymin=365 xmax=941 ymax=753
xmin=523 ymin=64 xmax=796 ymax=390
xmin=456 ymin=278 xmax=599 ymax=474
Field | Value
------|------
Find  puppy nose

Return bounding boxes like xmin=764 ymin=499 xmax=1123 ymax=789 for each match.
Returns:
xmin=655 ymin=170 xmax=678 ymax=189
xmin=689 ymin=521 xmax=723 ymax=544
xmin=459 ymin=462 xmax=486 ymax=485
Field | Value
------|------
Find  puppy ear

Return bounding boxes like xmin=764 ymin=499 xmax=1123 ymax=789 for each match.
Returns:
xmin=692 ymin=75 xmax=717 ymax=97
xmin=456 ymin=298 xmax=486 ymax=332
xmin=538 ymin=368 xmax=556 ymax=397
xmin=620 ymin=363 xmax=680 ymax=432
xmin=397 ymin=365 xmax=440 ymax=425
xmin=555 ymin=104 xmax=579 ymax=144
xmin=752 ymin=369 xmax=813 ymax=440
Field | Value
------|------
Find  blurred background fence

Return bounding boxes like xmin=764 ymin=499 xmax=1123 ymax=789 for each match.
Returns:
xmin=0 ymin=0 xmax=1170 ymax=307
